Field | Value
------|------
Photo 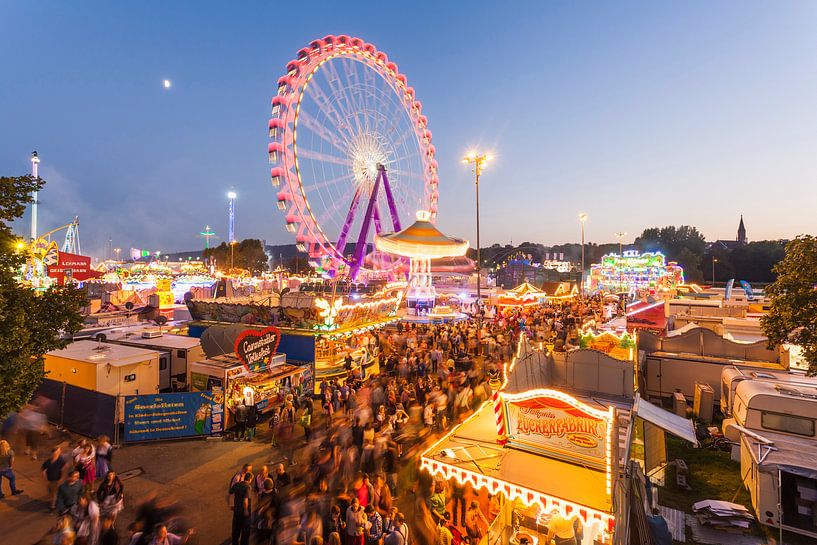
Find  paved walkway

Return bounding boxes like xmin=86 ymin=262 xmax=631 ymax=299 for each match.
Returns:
xmin=0 ymin=430 xmax=283 ymax=545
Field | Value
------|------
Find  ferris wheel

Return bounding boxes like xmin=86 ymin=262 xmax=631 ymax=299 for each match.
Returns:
xmin=269 ymin=35 xmax=438 ymax=279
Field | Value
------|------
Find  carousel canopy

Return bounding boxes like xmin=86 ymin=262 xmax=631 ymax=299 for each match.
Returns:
xmin=374 ymin=210 xmax=469 ymax=259
xmin=507 ymin=281 xmax=546 ymax=297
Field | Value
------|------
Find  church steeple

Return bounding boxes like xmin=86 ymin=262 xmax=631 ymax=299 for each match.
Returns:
xmin=737 ymin=215 xmax=747 ymax=245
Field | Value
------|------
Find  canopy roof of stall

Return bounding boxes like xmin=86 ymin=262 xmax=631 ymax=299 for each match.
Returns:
xmin=375 ymin=210 xmax=469 ymax=259
xmin=421 ymin=403 xmax=613 ymax=516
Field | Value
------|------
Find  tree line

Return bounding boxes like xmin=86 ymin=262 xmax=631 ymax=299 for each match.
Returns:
xmin=479 ymin=225 xmax=786 ymax=283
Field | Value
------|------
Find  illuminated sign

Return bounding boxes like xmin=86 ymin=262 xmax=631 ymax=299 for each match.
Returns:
xmin=234 ymin=326 xmax=281 ymax=372
xmin=501 ymin=390 xmax=614 ymax=472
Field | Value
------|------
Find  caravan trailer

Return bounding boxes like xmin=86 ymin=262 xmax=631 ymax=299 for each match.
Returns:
xmin=644 ymin=351 xmax=785 ymax=403
xmin=720 ymin=366 xmax=811 ymax=416
xmin=740 ymin=426 xmax=817 ymax=538
xmin=723 ymin=380 xmax=817 ymax=442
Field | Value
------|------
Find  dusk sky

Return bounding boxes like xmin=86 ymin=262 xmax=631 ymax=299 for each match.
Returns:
xmin=2 ymin=1 xmax=817 ymax=259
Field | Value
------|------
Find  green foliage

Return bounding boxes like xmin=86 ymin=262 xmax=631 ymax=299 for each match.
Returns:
xmin=708 ymin=241 xmax=786 ymax=283
xmin=0 ymin=176 xmax=86 ymax=417
xmin=634 ymin=225 xmax=707 ymax=281
xmin=202 ymin=239 xmax=269 ymax=274
xmin=618 ymin=333 xmax=635 ymax=349
xmin=761 ymin=235 xmax=817 ymax=375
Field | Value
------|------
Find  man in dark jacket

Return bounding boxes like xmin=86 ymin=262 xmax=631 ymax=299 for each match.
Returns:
xmin=56 ymin=470 xmax=83 ymax=515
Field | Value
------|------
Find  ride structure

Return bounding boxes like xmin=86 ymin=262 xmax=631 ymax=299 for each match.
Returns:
xmin=269 ymin=35 xmax=438 ymax=281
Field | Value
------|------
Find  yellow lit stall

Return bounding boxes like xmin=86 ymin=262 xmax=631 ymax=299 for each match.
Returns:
xmin=421 ymin=339 xmax=620 ymax=545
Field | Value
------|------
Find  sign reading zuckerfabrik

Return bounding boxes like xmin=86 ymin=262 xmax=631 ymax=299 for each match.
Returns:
xmin=234 ymin=326 xmax=281 ymax=372
xmin=503 ymin=394 xmax=609 ymax=469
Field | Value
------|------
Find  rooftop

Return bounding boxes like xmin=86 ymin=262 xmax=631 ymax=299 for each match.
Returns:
xmin=47 ymin=340 xmax=160 ymax=367
xmin=102 ymin=327 xmax=201 ymax=350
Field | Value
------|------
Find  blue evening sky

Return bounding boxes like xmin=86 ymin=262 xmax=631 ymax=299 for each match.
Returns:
xmin=2 ymin=1 xmax=816 ymax=258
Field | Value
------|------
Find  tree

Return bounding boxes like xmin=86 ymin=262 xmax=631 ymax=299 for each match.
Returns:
xmin=0 ymin=175 xmax=86 ymax=417
xmin=203 ymin=239 xmax=269 ymax=274
xmin=634 ymin=225 xmax=707 ymax=281
xmin=761 ymin=235 xmax=817 ymax=375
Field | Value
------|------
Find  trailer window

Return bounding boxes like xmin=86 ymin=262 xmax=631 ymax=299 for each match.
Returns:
xmin=761 ymin=411 xmax=815 ymax=437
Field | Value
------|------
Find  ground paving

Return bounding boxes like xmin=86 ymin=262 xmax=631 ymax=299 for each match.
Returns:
xmin=0 ymin=430 xmax=284 ymax=545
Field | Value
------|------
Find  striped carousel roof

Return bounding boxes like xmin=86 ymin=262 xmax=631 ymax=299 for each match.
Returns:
xmin=375 ymin=210 xmax=469 ymax=259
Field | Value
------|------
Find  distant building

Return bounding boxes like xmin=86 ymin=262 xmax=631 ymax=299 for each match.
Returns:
xmin=710 ymin=215 xmax=748 ymax=251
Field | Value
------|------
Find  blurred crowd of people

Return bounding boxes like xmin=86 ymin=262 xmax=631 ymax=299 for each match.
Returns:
xmin=1 ymin=298 xmax=604 ymax=545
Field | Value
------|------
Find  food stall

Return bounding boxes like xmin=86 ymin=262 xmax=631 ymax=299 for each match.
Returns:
xmin=191 ymin=326 xmax=309 ymax=422
xmin=190 ymin=355 xmax=306 ymax=416
xmin=421 ymin=338 xmax=621 ymax=545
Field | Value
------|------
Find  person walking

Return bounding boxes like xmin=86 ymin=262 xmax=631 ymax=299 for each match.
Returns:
xmin=234 ymin=402 xmax=248 ymax=441
xmin=345 ymin=497 xmax=367 ymax=545
xmin=96 ymin=435 xmax=113 ymax=478
xmin=0 ymin=439 xmax=23 ymax=498
xmin=364 ymin=505 xmax=383 ymax=545
xmin=449 ymin=480 xmax=466 ymax=528
xmin=434 ymin=513 xmax=453 ymax=545
xmin=70 ymin=492 xmax=100 ymax=545
xmin=229 ymin=472 xmax=253 ymax=545
xmin=97 ymin=470 xmax=125 ymax=523
xmin=464 ymin=501 xmax=488 ymax=543
xmin=245 ymin=404 xmax=258 ymax=442
xmin=42 ymin=446 xmax=66 ymax=510
xmin=56 ymin=470 xmax=83 ymax=515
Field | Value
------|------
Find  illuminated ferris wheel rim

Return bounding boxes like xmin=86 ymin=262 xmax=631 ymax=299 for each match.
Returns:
xmin=269 ymin=35 xmax=439 ymax=277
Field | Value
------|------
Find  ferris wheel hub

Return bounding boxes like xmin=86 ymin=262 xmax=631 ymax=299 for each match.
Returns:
xmin=349 ymin=132 xmax=389 ymax=189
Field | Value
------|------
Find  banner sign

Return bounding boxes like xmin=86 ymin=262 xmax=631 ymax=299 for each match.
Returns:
xmin=724 ymin=279 xmax=735 ymax=301
xmin=124 ymin=390 xmax=224 ymax=442
xmin=47 ymin=251 xmax=102 ymax=284
xmin=502 ymin=391 xmax=612 ymax=470
xmin=234 ymin=326 xmax=281 ymax=372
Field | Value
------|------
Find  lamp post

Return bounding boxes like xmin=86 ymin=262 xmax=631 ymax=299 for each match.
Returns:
xmin=230 ymin=240 xmax=238 ymax=269
xmin=712 ymin=257 xmax=718 ymax=285
xmin=113 ymin=248 xmax=121 ymax=261
xmin=463 ymin=151 xmax=492 ymax=355
xmin=615 ymin=231 xmax=626 ymax=292
xmin=578 ymin=213 xmax=587 ymax=299
xmin=463 ymin=152 xmax=491 ymax=303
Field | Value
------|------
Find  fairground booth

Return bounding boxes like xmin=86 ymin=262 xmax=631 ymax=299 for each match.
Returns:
xmin=421 ymin=336 xmax=697 ymax=545
xmin=190 ymin=325 xmax=308 ymax=427
xmin=375 ymin=209 xmax=469 ymax=316
xmin=185 ymin=288 xmax=402 ymax=393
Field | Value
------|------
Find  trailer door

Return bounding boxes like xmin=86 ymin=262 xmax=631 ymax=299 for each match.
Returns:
xmin=158 ymin=352 xmax=171 ymax=392
xmin=646 ymin=356 xmax=663 ymax=400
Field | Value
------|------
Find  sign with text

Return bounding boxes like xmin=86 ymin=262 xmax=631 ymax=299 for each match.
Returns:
xmin=502 ymin=391 xmax=612 ymax=470
xmin=124 ymin=391 xmax=223 ymax=442
xmin=234 ymin=326 xmax=281 ymax=372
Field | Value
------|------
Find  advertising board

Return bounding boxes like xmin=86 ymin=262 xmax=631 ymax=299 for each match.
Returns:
xmin=124 ymin=390 xmax=223 ymax=442
xmin=502 ymin=390 xmax=612 ymax=471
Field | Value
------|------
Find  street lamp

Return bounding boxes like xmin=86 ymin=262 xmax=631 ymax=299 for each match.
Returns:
xmin=578 ymin=213 xmax=588 ymax=299
xmin=463 ymin=150 xmax=492 ymax=355
xmin=462 ymin=151 xmax=492 ymax=304
xmin=712 ymin=257 xmax=718 ymax=285
xmin=113 ymin=248 xmax=121 ymax=261
xmin=615 ymin=232 xmax=626 ymax=292
xmin=230 ymin=240 xmax=238 ymax=269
